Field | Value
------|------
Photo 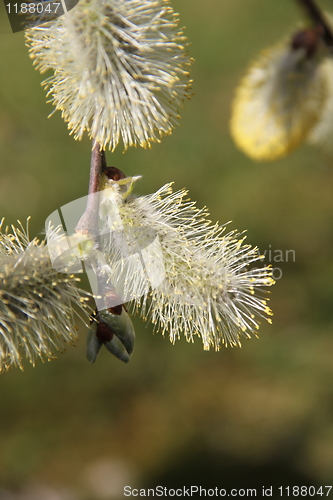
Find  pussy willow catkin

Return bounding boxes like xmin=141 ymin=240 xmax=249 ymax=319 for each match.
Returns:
xmin=97 ymin=176 xmax=274 ymax=350
xmin=26 ymin=0 xmax=192 ymax=151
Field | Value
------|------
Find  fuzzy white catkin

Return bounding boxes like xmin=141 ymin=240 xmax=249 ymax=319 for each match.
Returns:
xmin=98 ymin=178 xmax=274 ymax=350
xmin=25 ymin=0 xmax=192 ymax=151
xmin=0 ymin=220 xmax=89 ymax=371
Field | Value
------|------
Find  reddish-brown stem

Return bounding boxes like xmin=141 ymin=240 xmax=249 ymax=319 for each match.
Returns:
xmin=75 ymin=142 xmax=127 ymax=307
xmin=75 ymin=140 xmax=106 ymax=236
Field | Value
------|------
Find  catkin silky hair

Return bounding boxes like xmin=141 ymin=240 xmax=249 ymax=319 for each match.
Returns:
xmin=25 ymin=0 xmax=192 ymax=151
xmin=0 ymin=220 xmax=89 ymax=371
xmin=96 ymin=176 xmax=274 ymax=350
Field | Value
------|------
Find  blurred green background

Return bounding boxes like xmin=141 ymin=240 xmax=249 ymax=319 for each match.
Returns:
xmin=1 ymin=0 xmax=333 ymax=498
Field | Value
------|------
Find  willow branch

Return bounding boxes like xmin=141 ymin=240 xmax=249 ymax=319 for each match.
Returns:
xmin=75 ymin=140 xmax=106 ymax=236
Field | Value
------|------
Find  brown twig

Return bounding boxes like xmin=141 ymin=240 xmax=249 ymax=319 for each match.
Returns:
xmin=75 ymin=142 xmax=128 ymax=309
xmin=295 ymin=0 xmax=333 ymax=47
xmin=75 ymin=140 xmax=107 ymax=236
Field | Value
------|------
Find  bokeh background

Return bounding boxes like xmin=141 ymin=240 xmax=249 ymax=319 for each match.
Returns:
xmin=1 ymin=0 xmax=333 ymax=498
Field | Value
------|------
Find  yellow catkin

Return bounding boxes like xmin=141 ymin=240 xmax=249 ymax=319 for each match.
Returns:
xmin=230 ymin=42 xmax=328 ymax=161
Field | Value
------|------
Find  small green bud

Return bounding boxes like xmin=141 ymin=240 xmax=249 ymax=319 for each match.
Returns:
xmin=86 ymin=307 xmax=135 ymax=364
xmin=97 ymin=308 xmax=135 ymax=355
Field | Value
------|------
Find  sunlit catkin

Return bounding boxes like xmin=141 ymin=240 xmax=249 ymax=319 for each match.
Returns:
xmin=230 ymin=30 xmax=328 ymax=161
